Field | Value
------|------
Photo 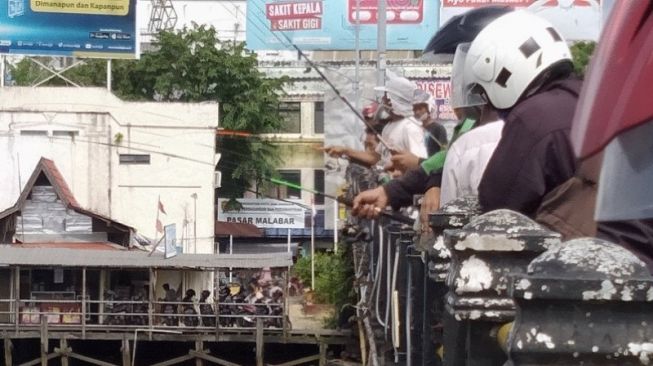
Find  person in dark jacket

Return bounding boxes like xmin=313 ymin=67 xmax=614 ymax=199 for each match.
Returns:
xmin=455 ymin=10 xmax=580 ymax=217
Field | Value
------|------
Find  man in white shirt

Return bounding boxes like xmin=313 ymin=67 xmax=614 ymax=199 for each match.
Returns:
xmin=324 ymin=73 xmax=427 ymax=171
xmin=373 ymin=73 xmax=428 ymax=172
xmin=440 ymin=120 xmax=504 ymax=206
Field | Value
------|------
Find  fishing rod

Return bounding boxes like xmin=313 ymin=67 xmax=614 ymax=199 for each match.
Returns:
xmin=278 ymin=33 xmax=394 ymax=151
xmin=267 ymin=177 xmax=414 ymax=225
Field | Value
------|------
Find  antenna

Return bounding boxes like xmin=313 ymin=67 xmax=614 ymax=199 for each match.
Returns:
xmin=148 ymin=0 xmax=178 ymax=34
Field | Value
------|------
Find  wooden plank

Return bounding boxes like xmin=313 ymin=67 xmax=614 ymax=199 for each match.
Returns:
xmin=69 ymin=352 xmax=118 ymax=366
xmin=121 ymin=336 xmax=130 ymax=366
xmin=256 ymin=318 xmax=264 ymax=366
xmin=149 ymin=354 xmax=194 ymax=366
xmin=267 ymin=354 xmax=320 ymax=366
xmin=82 ymin=268 xmax=87 ymax=339
xmin=59 ymin=338 xmax=69 ymax=366
xmin=319 ymin=343 xmax=327 ymax=366
xmin=40 ymin=318 xmax=48 ymax=366
xmin=195 ymin=339 xmax=203 ymax=366
xmin=4 ymin=337 xmax=12 ymax=366
xmin=18 ymin=353 xmax=57 ymax=366
xmin=189 ymin=351 xmax=240 ymax=366
xmin=99 ymin=270 xmax=106 ymax=325
xmin=14 ymin=267 xmax=19 ymax=335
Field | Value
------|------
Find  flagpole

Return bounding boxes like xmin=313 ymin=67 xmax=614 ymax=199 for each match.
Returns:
xmin=154 ymin=194 xmax=160 ymax=244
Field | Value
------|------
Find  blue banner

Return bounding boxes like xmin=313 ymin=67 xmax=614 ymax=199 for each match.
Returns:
xmin=1 ymin=0 xmax=138 ymax=58
xmin=246 ymin=0 xmax=439 ymax=51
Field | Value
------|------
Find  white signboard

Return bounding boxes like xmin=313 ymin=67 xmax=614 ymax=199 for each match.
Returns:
xmin=440 ymin=0 xmax=604 ymax=41
xmin=217 ymin=198 xmax=306 ymax=229
xmin=164 ymin=224 xmax=177 ymax=259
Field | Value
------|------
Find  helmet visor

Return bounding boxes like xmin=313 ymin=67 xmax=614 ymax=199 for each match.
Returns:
xmin=451 ymin=43 xmax=487 ymax=110
xmin=595 ymin=120 xmax=653 ymax=222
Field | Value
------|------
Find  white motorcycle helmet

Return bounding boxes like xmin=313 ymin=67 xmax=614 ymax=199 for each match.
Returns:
xmin=461 ymin=10 xmax=572 ymax=110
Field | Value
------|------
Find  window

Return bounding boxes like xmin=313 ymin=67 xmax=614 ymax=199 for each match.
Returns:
xmin=119 ymin=154 xmax=150 ymax=165
xmin=53 ymin=130 xmax=79 ymax=137
xmin=314 ymin=102 xmax=324 ymax=134
xmin=314 ymin=169 xmax=325 ymax=204
xmin=273 ymin=170 xmax=301 ymax=199
xmin=278 ymin=102 xmax=301 ymax=133
xmin=20 ymin=130 xmax=47 ymax=136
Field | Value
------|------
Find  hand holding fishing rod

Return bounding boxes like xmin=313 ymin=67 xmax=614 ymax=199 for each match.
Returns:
xmin=268 ymin=178 xmax=414 ymax=225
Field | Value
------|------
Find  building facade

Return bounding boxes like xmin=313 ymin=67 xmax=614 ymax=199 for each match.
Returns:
xmin=0 ymin=87 xmax=219 ymax=255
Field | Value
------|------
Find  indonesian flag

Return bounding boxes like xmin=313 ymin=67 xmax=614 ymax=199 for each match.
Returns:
xmin=156 ymin=219 xmax=163 ymax=234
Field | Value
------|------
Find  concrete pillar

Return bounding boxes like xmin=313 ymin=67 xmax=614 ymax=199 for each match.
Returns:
xmin=443 ymin=209 xmax=560 ymax=366
xmin=509 ymin=238 xmax=653 ymax=364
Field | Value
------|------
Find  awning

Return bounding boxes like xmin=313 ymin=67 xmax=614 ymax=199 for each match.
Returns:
xmin=215 ymin=221 xmax=263 ymax=238
xmin=0 ymin=246 xmax=292 ymax=269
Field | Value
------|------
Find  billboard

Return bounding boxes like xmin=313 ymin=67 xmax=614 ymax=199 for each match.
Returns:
xmin=415 ymin=78 xmax=455 ymax=122
xmin=217 ymin=198 xmax=306 ymax=229
xmin=246 ymin=0 xmax=439 ymax=50
xmin=0 ymin=0 xmax=138 ymax=58
xmin=440 ymin=0 xmax=603 ymax=41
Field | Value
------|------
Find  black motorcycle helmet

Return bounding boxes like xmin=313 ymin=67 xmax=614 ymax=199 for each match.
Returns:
xmin=422 ymin=6 xmax=514 ymax=62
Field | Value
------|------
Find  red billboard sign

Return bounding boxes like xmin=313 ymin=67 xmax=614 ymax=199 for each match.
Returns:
xmin=348 ymin=0 xmax=424 ymax=24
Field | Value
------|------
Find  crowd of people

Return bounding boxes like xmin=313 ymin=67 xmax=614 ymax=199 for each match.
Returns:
xmin=325 ymin=4 xmax=653 ymax=271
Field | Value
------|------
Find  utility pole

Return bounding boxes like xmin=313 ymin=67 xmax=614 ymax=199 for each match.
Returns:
xmin=377 ymin=0 xmax=387 ymax=88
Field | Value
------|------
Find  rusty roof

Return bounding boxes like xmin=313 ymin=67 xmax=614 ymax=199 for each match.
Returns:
xmin=40 ymin=157 xmax=80 ymax=208
xmin=215 ymin=221 xmax=263 ymax=238
xmin=0 ymin=246 xmax=292 ymax=269
xmin=0 ymin=157 xmax=132 ymax=233
xmin=12 ymin=242 xmax=128 ymax=251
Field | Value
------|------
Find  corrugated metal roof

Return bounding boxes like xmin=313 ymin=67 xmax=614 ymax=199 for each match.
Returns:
xmin=12 ymin=242 xmax=126 ymax=251
xmin=0 ymin=246 xmax=292 ymax=269
xmin=215 ymin=221 xmax=263 ymax=238
xmin=0 ymin=157 xmax=133 ymax=234
xmin=40 ymin=158 xmax=80 ymax=208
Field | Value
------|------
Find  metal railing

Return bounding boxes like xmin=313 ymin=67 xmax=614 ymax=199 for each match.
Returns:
xmin=0 ymin=298 xmax=286 ymax=333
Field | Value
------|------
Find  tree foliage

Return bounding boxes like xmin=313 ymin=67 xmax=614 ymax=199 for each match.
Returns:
xmin=293 ymin=247 xmax=354 ymax=304
xmin=9 ymin=25 xmax=287 ymax=197
xmin=570 ymin=41 xmax=597 ymax=78
xmin=10 ymin=57 xmax=107 ymax=87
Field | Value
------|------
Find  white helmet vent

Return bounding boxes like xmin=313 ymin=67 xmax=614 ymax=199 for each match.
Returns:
xmin=546 ymin=27 xmax=563 ymax=42
xmin=519 ymin=37 xmax=540 ymax=58
xmin=495 ymin=68 xmax=512 ymax=88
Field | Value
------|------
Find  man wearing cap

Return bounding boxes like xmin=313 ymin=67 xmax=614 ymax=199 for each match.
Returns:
xmin=387 ymin=89 xmax=449 ymax=174
xmin=324 ymin=73 xmax=428 ymax=171
xmin=372 ymin=73 xmax=428 ymax=172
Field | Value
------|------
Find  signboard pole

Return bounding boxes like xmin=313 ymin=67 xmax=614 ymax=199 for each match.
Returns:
xmin=287 ymin=229 xmax=291 ymax=253
xmin=333 ymin=199 xmax=338 ymax=251
xmin=106 ymin=59 xmax=112 ymax=91
xmin=0 ymin=56 xmax=5 ymax=88
xmin=311 ymin=203 xmax=315 ymax=291
xmin=229 ymin=235 xmax=233 ymax=282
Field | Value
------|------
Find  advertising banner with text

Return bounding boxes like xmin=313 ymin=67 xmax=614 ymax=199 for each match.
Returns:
xmin=217 ymin=198 xmax=306 ymax=229
xmin=1 ymin=0 xmax=138 ymax=58
xmin=246 ymin=0 xmax=439 ymax=50
xmin=440 ymin=0 xmax=603 ymax=41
